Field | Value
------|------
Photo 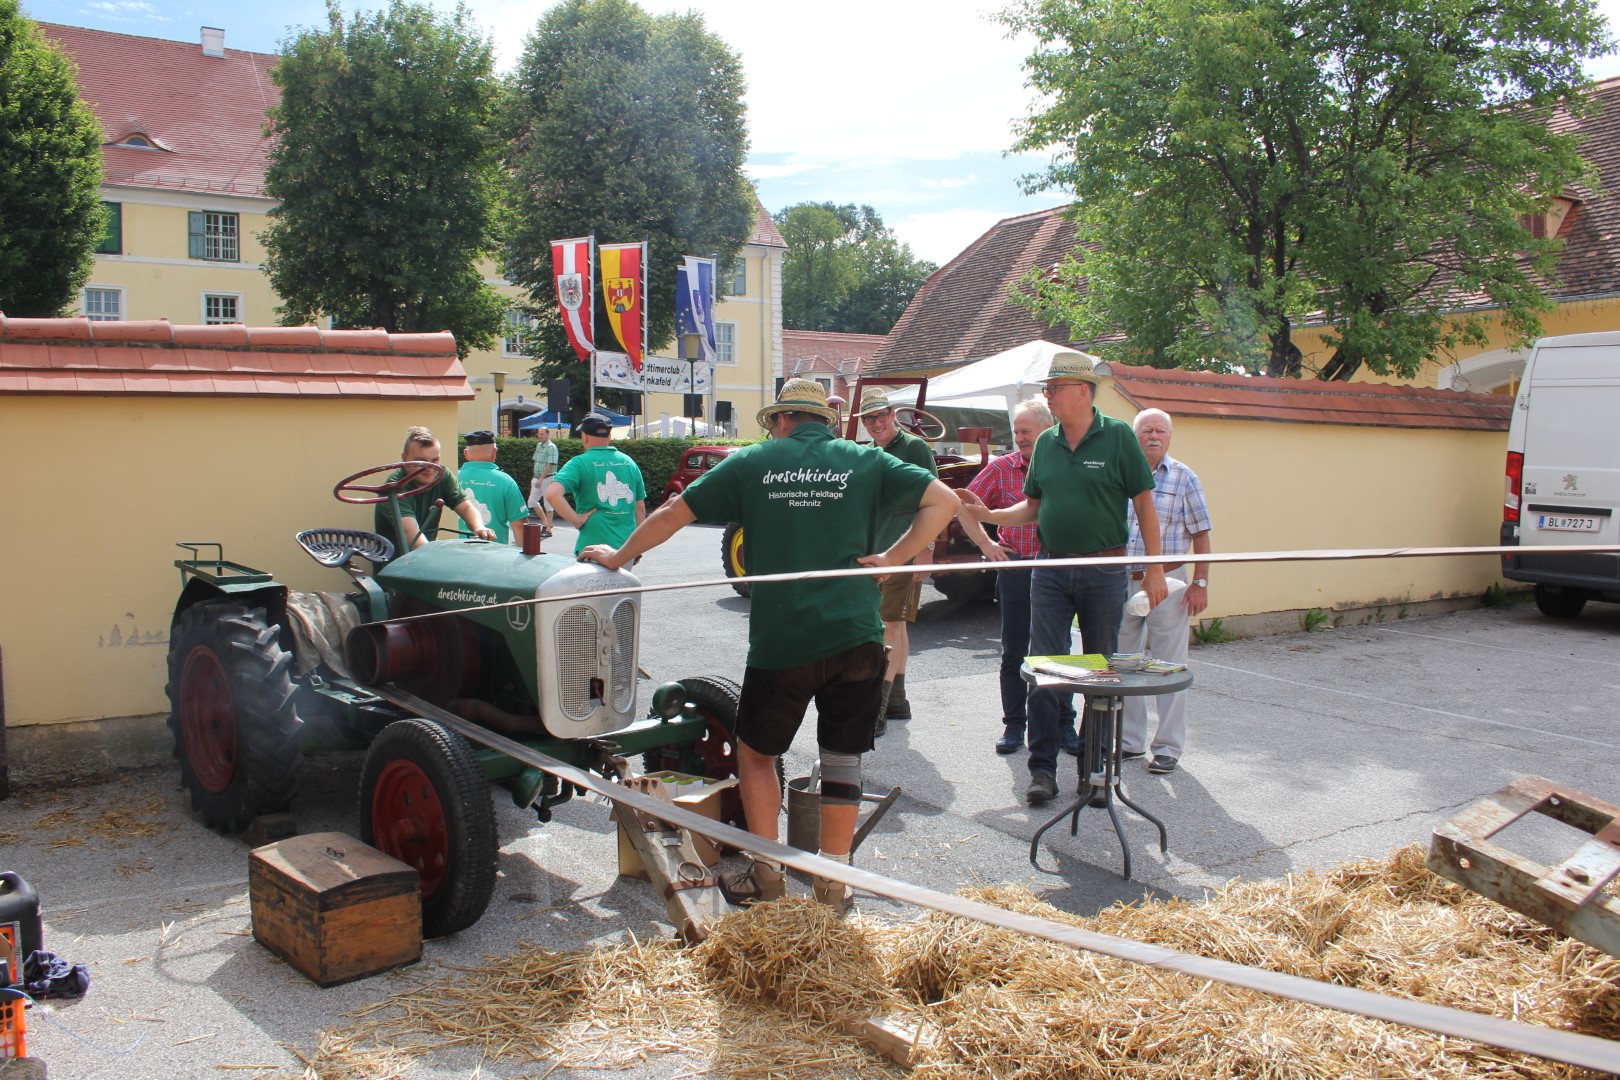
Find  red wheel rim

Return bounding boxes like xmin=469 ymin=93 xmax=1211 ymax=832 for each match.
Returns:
xmin=179 ymin=646 xmax=237 ymax=794
xmin=371 ymin=759 xmax=449 ymax=898
xmin=688 ymin=713 xmax=737 ymax=779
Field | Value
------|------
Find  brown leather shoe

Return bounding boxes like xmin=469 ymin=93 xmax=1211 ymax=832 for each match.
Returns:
xmin=718 ymin=857 xmax=786 ymax=906
xmin=812 ymin=875 xmax=854 ymax=914
xmin=1026 ymin=772 xmax=1058 ymax=805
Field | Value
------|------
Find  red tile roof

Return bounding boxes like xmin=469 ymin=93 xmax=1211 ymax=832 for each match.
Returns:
xmin=1103 ymin=363 xmax=1511 ymax=431
xmin=38 ymin=23 xmax=279 ymax=198
xmin=749 ymin=199 xmax=786 ymax=248
xmin=866 ymin=207 xmax=1081 ymax=375
xmin=783 ymin=330 xmax=886 ymax=377
xmin=0 ymin=315 xmax=471 ymax=399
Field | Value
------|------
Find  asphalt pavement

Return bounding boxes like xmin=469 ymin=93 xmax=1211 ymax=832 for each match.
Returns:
xmin=4 ymin=521 xmax=1618 ymax=1077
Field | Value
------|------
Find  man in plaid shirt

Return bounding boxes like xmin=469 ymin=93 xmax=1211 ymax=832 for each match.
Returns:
xmin=1120 ymin=408 xmax=1213 ymax=774
xmin=963 ymin=399 xmax=1078 ymax=755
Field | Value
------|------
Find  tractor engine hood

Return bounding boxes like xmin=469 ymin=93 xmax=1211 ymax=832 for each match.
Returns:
xmin=367 ymin=540 xmax=641 ymax=738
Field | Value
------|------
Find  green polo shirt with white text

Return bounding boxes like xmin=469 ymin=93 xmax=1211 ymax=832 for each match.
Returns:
xmin=875 ymin=428 xmax=938 ymax=550
xmin=1023 ymin=408 xmax=1153 ymax=555
xmin=682 ymin=422 xmax=934 ymax=669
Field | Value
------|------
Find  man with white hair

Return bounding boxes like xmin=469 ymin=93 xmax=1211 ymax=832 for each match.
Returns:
xmin=1118 ymin=408 xmax=1212 ymax=774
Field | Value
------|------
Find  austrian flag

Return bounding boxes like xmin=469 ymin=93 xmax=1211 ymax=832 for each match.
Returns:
xmin=550 ymin=236 xmax=595 ymax=363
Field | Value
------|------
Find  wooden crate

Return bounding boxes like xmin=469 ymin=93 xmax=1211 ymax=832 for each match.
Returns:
xmin=249 ymin=832 xmax=421 ymax=987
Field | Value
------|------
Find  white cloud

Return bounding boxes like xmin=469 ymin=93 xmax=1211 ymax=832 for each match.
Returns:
xmin=81 ymin=0 xmax=163 ymax=20
xmin=922 ymin=175 xmax=977 ymax=189
xmin=892 ymin=207 xmax=1032 ymax=266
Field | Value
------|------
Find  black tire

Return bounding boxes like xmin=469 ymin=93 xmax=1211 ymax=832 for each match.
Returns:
xmin=1533 ymin=584 xmax=1588 ymax=619
xmin=721 ymin=523 xmax=750 ymax=597
xmin=361 ymin=719 xmax=498 ymax=939
xmin=165 ymin=601 xmax=303 ymax=834
xmin=642 ymin=675 xmax=780 ymax=833
xmin=933 ymin=568 xmax=997 ymax=603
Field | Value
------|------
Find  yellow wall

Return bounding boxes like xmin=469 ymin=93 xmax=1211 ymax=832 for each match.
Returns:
xmin=87 ymin=189 xmax=282 ymax=327
xmin=0 ymin=395 xmax=461 ymax=728
xmin=1095 ymin=384 xmax=1509 ymax=622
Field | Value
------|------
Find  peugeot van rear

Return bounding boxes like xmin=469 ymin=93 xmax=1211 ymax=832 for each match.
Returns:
xmin=1499 ymin=332 xmax=1620 ymax=617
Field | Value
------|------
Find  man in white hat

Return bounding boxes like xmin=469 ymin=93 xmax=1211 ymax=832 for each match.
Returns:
xmin=959 ymin=351 xmax=1167 ymax=807
xmin=853 ymin=386 xmax=939 ymax=730
xmin=580 ymin=379 xmax=958 ymax=912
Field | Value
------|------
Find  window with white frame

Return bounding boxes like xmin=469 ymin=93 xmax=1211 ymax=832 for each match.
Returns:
xmin=188 ymin=211 xmax=239 ymax=262
xmin=203 ymin=293 xmax=242 ymax=324
xmin=729 ymin=258 xmax=747 ymax=296
xmin=83 ymin=286 xmax=123 ymax=321
xmin=503 ymin=310 xmax=533 ymax=356
xmin=714 ymin=321 xmax=737 ymax=366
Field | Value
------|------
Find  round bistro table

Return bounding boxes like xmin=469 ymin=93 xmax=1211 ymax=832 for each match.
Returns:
xmin=1020 ymin=663 xmax=1193 ymax=879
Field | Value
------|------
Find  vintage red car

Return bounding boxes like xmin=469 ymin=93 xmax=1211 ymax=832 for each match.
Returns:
xmin=658 ymin=445 xmax=737 ymax=507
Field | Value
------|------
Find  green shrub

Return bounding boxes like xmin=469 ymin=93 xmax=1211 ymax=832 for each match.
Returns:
xmin=1191 ymin=618 xmax=1229 ymax=645
xmin=1301 ymin=607 xmax=1330 ymax=632
xmin=466 ymin=434 xmax=756 ymax=500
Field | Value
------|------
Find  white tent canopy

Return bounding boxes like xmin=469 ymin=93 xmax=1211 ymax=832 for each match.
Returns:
xmin=886 ymin=340 xmax=1089 ymax=416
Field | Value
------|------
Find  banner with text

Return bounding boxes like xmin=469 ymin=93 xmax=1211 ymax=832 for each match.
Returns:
xmin=597 ymin=351 xmax=713 ymax=394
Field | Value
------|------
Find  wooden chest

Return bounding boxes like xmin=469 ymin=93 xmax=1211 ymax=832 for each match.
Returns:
xmin=249 ymin=832 xmax=421 ymax=987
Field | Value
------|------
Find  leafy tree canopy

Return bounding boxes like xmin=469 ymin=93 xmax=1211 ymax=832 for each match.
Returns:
xmin=0 ymin=0 xmax=107 ymax=317
xmin=502 ymin=0 xmax=754 ymax=400
xmin=261 ymin=0 xmax=506 ymax=356
xmin=776 ymin=202 xmax=936 ymax=334
xmin=1004 ymin=0 xmax=1612 ymax=379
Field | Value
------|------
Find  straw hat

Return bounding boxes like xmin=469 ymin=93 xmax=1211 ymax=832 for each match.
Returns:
xmin=757 ymin=378 xmax=841 ymax=428
xmin=1037 ymin=350 xmax=1102 ymax=386
xmin=854 ymin=387 xmax=896 ymax=417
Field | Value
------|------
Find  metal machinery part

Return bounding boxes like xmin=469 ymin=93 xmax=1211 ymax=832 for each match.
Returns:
xmin=1428 ymin=775 xmax=1620 ymax=958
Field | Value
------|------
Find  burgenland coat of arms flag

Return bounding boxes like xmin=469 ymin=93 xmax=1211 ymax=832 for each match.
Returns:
xmin=598 ymin=241 xmax=646 ymax=369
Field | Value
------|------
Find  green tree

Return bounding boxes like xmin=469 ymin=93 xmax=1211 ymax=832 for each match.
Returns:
xmin=776 ymin=202 xmax=935 ymax=334
xmin=503 ymin=0 xmax=754 ymax=403
xmin=0 ymin=0 xmax=107 ymax=318
xmin=261 ymin=0 xmax=505 ymax=356
xmin=1004 ymin=0 xmax=1611 ymax=379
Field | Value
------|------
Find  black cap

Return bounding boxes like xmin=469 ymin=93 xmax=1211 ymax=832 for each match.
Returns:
xmin=578 ymin=414 xmax=613 ymax=436
xmin=465 ymin=430 xmax=495 ymax=445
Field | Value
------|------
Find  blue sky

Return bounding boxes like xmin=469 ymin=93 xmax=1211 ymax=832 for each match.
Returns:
xmin=24 ymin=0 xmax=1620 ymax=267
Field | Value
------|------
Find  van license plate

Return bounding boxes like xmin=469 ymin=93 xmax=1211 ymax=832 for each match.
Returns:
xmin=1536 ymin=514 xmax=1600 ymax=532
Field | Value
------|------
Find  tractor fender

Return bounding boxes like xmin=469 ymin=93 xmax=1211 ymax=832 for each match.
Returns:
xmin=172 ymin=577 xmax=291 ymax=641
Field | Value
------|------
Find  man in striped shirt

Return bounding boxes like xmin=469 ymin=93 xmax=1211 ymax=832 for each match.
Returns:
xmin=1120 ymin=408 xmax=1213 ymax=774
xmin=963 ymin=399 xmax=1079 ymax=755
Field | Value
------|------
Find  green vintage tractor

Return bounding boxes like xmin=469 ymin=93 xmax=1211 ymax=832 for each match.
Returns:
xmin=165 ymin=460 xmax=743 ymax=938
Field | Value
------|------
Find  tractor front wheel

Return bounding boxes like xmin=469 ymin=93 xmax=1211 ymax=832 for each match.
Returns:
xmin=642 ymin=675 xmax=780 ymax=835
xmin=721 ymin=523 xmax=749 ymax=597
xmin=165 ymin=602 xmax=303 ymax=834
xmin=361 ymin=718 xmax=497 ymax=939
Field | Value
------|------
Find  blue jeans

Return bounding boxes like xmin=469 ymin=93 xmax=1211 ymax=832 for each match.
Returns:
xmin=1026 ymin=556 xmax=1129 ymax=777
xmin=996 ymin=567 xmax=1075 ymax=731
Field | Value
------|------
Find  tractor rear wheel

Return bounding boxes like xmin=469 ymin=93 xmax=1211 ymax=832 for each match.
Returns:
xmin=642 ymin=675 xmax=779 ymax=834
xmin=165 ymin=601 xmax=303 ymax=834
xmin=361 ymin=718 xmax=497 ymax=939
xmin=721 ymin=523 xmax=749 ymax=597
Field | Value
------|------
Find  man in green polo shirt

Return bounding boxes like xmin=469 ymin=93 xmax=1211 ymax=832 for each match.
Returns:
xmin=579 ymin=379 xmax=956 ymax=912
xmin=374 ymin=425 xmax=495 ymax=557
xmin=546 ymin=414 xmax=646 ymax=554
xmin=457 ymin=430 xmax=529 ymax=544
xmin=961 ymin=352 xmax=1167 ymax=806
xmin=854 ymin=387 xmax=939 ymax=730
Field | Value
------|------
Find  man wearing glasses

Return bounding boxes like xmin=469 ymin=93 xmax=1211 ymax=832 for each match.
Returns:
xmin=959 ymin=352 xmax=1166 ymax=806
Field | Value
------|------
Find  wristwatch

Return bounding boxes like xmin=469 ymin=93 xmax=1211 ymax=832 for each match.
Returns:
xmin=1193 ymin=577 xmax=1208 ymax=588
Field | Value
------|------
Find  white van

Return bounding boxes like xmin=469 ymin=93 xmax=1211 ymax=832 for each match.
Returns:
xmin=1500 ymin=332 xmax=1620 ymax=617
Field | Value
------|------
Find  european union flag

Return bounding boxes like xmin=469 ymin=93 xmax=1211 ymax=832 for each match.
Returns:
xmin=675 ymin=256 xmax=717 ymax=366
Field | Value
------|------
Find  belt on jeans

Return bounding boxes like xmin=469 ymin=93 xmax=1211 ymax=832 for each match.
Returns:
xmin=1131 ymin=562 xmax=1184 ymax=581
xmin=1050 ymin=546 xmax=1125 ymax=559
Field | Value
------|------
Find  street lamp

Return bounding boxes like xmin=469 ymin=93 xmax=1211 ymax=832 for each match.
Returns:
xmin=491 ymin=370 xmax=507 ymax=434
xmin=682 ymin=334 xmax=701 ymax=436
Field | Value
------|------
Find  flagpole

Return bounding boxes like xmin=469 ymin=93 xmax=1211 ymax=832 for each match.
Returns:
xmin=640 ymin=237 xmax=650 ymax=433
xmin=588 ymin=232 xmax=597 ymax=427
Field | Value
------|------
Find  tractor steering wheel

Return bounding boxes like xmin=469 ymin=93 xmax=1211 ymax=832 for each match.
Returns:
xmin=896 ymin=406 xmax=948 ymax=442
xmin=334 ymin=461 xmax=445 ymax=505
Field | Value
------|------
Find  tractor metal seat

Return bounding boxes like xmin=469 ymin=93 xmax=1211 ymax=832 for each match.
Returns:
xmin=296 ymin=528 xmax=395 ymax=569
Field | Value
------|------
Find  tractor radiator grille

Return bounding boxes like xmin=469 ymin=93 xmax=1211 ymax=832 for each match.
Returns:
xmin=554 ymin=605 xmax=600 ymax=719
xmin=610 ymin=599 xmax=636 ymax=712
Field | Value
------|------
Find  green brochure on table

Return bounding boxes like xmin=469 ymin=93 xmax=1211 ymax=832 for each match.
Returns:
xmin=1026 ymin=653 xmax=1109 ymax=678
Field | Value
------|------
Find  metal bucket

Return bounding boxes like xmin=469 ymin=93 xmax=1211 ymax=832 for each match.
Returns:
xmin=785 ymin=764 xmax=901 ymax=854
